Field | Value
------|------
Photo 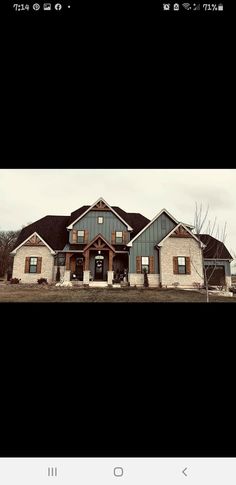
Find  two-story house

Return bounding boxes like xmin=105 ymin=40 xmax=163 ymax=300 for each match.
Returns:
xmin=11 ymin=197 xmax=233 ymax=289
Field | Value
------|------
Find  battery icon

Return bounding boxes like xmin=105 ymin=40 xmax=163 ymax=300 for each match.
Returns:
xmin=218 ymin=3 xmax=223 ymax=10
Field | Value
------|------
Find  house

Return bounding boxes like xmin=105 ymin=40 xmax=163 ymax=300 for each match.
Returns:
xmin=11 ymin=197 xmax=233 ymax=289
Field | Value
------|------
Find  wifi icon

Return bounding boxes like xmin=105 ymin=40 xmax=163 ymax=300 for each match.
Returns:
xmin=182 ymin=2 xmax=191 ymax=9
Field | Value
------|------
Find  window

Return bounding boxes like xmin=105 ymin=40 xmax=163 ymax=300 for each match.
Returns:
xmin=115 ymin=231 xmax=123 ymax=243
xmin=178 ymin=257 xmax=186 ymax=274
xmin=29 ymin=257 xmax=37 ymax=273
xmin=98 ymin=217 xmax=103 ymax=224
xmin=77 ymin=230 xmax=85 ymax=243
xmin=141 ymin=256 xmax=149 ymax=274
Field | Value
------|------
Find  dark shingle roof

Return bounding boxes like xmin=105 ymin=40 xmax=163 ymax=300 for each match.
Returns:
xmin=112 ymin=207 xmax=150 ymax=237
xmin=67 ymin=206 xmax=90 ymax=226
xmin=13 ymin=216 xmax=70 ymax=251
xmin=13 ymin=205 xmax=150 ymax=251
xmin=199 ymin=234 xmax=233 ymax=260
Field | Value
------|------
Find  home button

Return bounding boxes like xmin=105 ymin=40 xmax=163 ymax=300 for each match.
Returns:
xmin=114 ymin=467 xmax=124 ymax=477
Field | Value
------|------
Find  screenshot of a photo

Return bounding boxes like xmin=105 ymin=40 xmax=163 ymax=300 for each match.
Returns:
xmin=0 ymin=169 xmax=235 ymax=303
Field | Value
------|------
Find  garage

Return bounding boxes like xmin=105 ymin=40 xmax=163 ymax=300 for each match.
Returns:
xmin=205 ymin=265 xmax=225 ymax=286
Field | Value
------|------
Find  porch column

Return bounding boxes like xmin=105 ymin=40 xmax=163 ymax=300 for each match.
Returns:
xmin=83 ymin=249 xmax=90 ymax=284
xmin=64 ymin=253 xmax=72 ymax=281
xmin=84 ymin=249 xmax=90 ymax=270
xmin=108 ymin=250 xmax=113 ymax=271
xmin=65 ymin=252 xmax=71 ymax=270
xmin=108 ymin=250 xmax=114 ymax=285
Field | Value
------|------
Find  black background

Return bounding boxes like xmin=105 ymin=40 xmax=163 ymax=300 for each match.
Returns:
xmin=0 ymin=0 xmax=235 ymax=457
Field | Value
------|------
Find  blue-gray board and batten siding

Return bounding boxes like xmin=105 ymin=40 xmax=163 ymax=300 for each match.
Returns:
xmin=70 ymin=211 xmax=129 ymax=244
xmin=129 ymin=213 xmax=176 ymax=273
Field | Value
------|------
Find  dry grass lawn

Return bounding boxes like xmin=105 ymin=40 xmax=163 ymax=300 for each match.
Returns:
xmin=0 ymin=284 xmax=235 ymax=302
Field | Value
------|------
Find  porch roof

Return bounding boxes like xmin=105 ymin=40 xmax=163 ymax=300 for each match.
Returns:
xmin=83 ymin=233 xmax=116 ymax=252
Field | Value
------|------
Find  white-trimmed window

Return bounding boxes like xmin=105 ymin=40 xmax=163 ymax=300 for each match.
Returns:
xmin=98 ymin=217 xmax=104 ymax=224
xmin=141 ymin=256 xmax=149 ymax=274
xmin=178 ymin=257 xmax=186 ymax=274
xmin=77 ymin=230 xmax=85 ymax=243
xmin=29 ymin=257 xmax=38 ymax=273
xmin=115 ymin=231 xmax=123 ymax=243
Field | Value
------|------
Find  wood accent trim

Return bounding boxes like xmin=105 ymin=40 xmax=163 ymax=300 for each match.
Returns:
xmin=136 ymin=256 xmax=142 ymax=273
xmin=84 ymin=229 xmax=89 ymax=244
xmin=25 ymin=235 xmax=44 ymax=246
xmin=111 ymin=231 xmax=116 ymax=244
xmin=93 ymin=200 xmax=110 ymax=210
xmin=173 ymin=256 xmax=178 ymax=274
xmin=84 ymin=249 xmax=90 ymax=270
xmin=109 ymin=250 xmax=113 ymax=271
xmin=25 ymin=257 xmax=30 ymax=273
xmin=149 ymin=256 xmax=155 ymax=274
xmin=170 ymin=226 xmax=192 ymax=238
xmin=36 ymin=257 xmax=42 ymax=274
xmin=83 ymin=233 xmax=115 ymax=253
xmin=66 ymin=253 xmax=71 ymax=271
xmin=123 ymin=231 xmax=129 ymax=245
xmin=186 ymin=257 xmax=191 ymax=275
xmin=72 ymin=230 xmax=77 ymax=243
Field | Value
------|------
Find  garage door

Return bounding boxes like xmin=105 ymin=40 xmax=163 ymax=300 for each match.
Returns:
xmin=206 ymin=265 xmax=225 ymax=286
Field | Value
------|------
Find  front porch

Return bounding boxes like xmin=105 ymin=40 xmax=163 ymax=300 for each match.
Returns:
xmin=62 ymin=234 xmax=129 ymax=286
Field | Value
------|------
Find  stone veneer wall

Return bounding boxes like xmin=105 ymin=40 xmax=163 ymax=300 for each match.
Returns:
xmin=160 ymin=237 xmax=203 ymax=287
xmin=128 ymin=273 xmax=144 ymax=287
xmin=12 ymin=246 xmax=54 ymax=283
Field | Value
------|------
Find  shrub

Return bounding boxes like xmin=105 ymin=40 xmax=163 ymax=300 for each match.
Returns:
xmin=56 ymin=266 xmax=61 ymax=282
xmin=37 ymin=278 xmax=48 ymax=285
xmin=10 ymin=278 xmax=20 ymax=284
xmin=143 ymin=268 xmax=149 ymax=287
xmin=172 ymin=282 xmax=180 ymax=288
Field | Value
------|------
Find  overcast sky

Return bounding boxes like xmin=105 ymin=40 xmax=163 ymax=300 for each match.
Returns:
xmin=0 ymin=169 xmax=236 ymax=271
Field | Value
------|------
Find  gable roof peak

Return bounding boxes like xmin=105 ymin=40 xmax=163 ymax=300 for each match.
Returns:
xmin=67 ymin=198 xmax=133 ymax=231
xmin=157 ymin=222 xmax=205 ymax=248
xmin=128 ymin=208 xmax=179 ymax=246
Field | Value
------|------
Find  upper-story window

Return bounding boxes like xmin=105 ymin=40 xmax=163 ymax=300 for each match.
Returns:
xmin=29 ymin=257 xmax=38 ymax=273
xmin=141 ymin=257 xmax=149 ymax=273
xmin=98 ymin=217 xmax=104 ymax=224
xmin=177 ymin=257 xmax=186 ymax=274
xmin=77 ymin=230 xmax=85 ymax=243
xmin=115 ymin=231 xmax=123 ymax=243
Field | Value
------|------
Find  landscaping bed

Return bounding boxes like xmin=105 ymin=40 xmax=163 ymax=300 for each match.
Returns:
xmin=0 ymin=284 xmax=235 ymax=302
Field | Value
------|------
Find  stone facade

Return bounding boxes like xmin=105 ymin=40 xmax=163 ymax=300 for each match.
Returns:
xmin=12 ymin=246 xmax=54 ymax=283
xmin=225 ymin=275 xmax=232 ymax=290
xmin=128 ymin=273 xmax=144 ymax=286
xmin=147 ymin=274 xmax=160 ymax=287
xmin=160 ymin=237 xmax=203 ymax=287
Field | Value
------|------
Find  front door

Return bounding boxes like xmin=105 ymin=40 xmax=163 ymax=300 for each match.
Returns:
xmin=95 ymin=258 xmax=104 ymax=280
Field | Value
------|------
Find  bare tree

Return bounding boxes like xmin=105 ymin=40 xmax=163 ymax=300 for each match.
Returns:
xmin=231 ymin=251 xmax=236 ymax=277
xmin=0 ymin=230 xmax=20 ymax=278
xmin=191 ymin=203 xmax=227 ymax=302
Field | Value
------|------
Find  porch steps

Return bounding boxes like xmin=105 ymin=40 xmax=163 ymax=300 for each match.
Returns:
xmin=89 ymin=281 xmax=108 ymax=288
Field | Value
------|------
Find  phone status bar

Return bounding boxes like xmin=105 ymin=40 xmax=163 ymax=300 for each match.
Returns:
xmin=162 ymin=3 xmax=224 ymax=11
xmin=12 ymin=3 xmax=71 ymax=12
